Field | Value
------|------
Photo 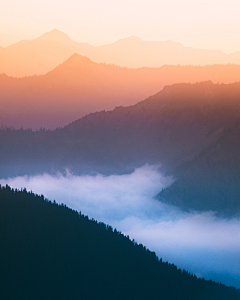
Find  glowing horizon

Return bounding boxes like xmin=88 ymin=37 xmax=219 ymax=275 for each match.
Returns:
xmin=1 ymin=0 xmax=240 ymax=54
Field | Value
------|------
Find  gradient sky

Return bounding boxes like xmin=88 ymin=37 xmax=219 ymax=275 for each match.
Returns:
xmin=1 ymin=0 xmax=240 ymax=53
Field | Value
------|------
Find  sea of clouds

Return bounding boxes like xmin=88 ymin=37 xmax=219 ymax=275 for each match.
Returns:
xmin=1 ymin=164 xmax=240 ymax=288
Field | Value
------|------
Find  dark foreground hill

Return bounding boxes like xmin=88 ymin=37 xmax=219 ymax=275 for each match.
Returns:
xmin=158 ymin=119 xmax=240 ymax=216
xmin=0 ymin=185 xmax=239 ymax=300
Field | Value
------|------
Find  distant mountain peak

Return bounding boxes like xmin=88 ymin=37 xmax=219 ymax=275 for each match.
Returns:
xmin=55 ymin=54 xmax=95 ymax=70
xmin=127 ymin=35 xmax=141 ymax=40
xmin=38 ymin=29 xmax=72 ymax=42
xmin=119 ymin=36 xmax=141 ymax=43
xmin=66 ymin=53 xmax=93 ymax=63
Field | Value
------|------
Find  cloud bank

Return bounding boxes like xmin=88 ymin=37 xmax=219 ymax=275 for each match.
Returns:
xmin=1 ymin=164 xmax=240 ymax=288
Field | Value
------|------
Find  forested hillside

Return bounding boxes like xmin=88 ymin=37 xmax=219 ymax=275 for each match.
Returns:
xmin=158 ymin=119 xmax=240 ymax=216
xmin=1 ymin=81 xmax=240 ymax=215
xmin=0 ymin=185 xmax=239 ymax=300
xmin=1 ymin=81 xmax=240 ymax=178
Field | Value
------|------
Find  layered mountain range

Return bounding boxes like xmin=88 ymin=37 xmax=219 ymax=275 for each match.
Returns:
xmin=1 ymin=54 xmax=240 ymax=129
xmin=1 ymin=29 xmax=240 ymax=77
xmin=1 ymin=81 xmax=240 ymax=215
xmin=1 ymin=25 xmax=240 ymax=300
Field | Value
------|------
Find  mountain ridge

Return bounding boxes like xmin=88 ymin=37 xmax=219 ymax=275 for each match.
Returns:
xmin=158 ymin=118 xmax=240 ymax=216
xmin=1 ymin=81 xmax=240 ymax=175
xmin=1 ymin=29 xmax=240 ymax=77
xmin=37 ymin=28 xmax=73 ymax=42
xmin=2 ymin=55 xmax=240 ymax=129
xmin=1 ymin=81 xmax=240 ymax=215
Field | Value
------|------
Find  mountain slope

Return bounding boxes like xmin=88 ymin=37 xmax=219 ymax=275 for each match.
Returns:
xmin=0 ymin=185 xmax=239 ymax=300
xmin=158 ymin=119 xmax=240 ymax=216
xmin=2 ymin=30 xmax=240 ymax=77
xmin=0 ymin=29 xmax=93 ymax=77
xmin=91 ymin=36 xmax=229 ymax=68
xmin=2 ymin=56 xmax=240 ymax=129
xmin=1 ymin=81 xmax=240 ymax=179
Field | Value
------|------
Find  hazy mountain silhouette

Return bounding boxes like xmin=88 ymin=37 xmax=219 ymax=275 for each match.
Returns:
xmin=158 ymin=119 xmax=240 ymax=216
xmin=90 ymin=36 xmax=229 ymax=68
xmin=1 ymin=185 xmax=239 ymax=300
xmin=1 ymin=29 xmax=240 ymax=77
xmin=2 ymin=55 xmax=240 ymax=129
xmin=0 ymin=29 xmax=93 ymax=77
xmin=1 ymin=82 xmax=240 ymax=214
xmin=1 ymin=81 xmax=240 ymax=180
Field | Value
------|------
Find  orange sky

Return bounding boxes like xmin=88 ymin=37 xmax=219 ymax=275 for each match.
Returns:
xmin=1 ymin=0 xmax=240 ymax=53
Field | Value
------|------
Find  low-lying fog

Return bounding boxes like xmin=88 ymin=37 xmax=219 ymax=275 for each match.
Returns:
xmin=1 ymin=164 xmax=240 ymax=288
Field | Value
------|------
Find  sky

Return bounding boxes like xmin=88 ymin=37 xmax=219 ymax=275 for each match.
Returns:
xmin=1 ymin=165 xmax=240 ymax=288
xmin=1 ymin=0 xmax=240 ymax=53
